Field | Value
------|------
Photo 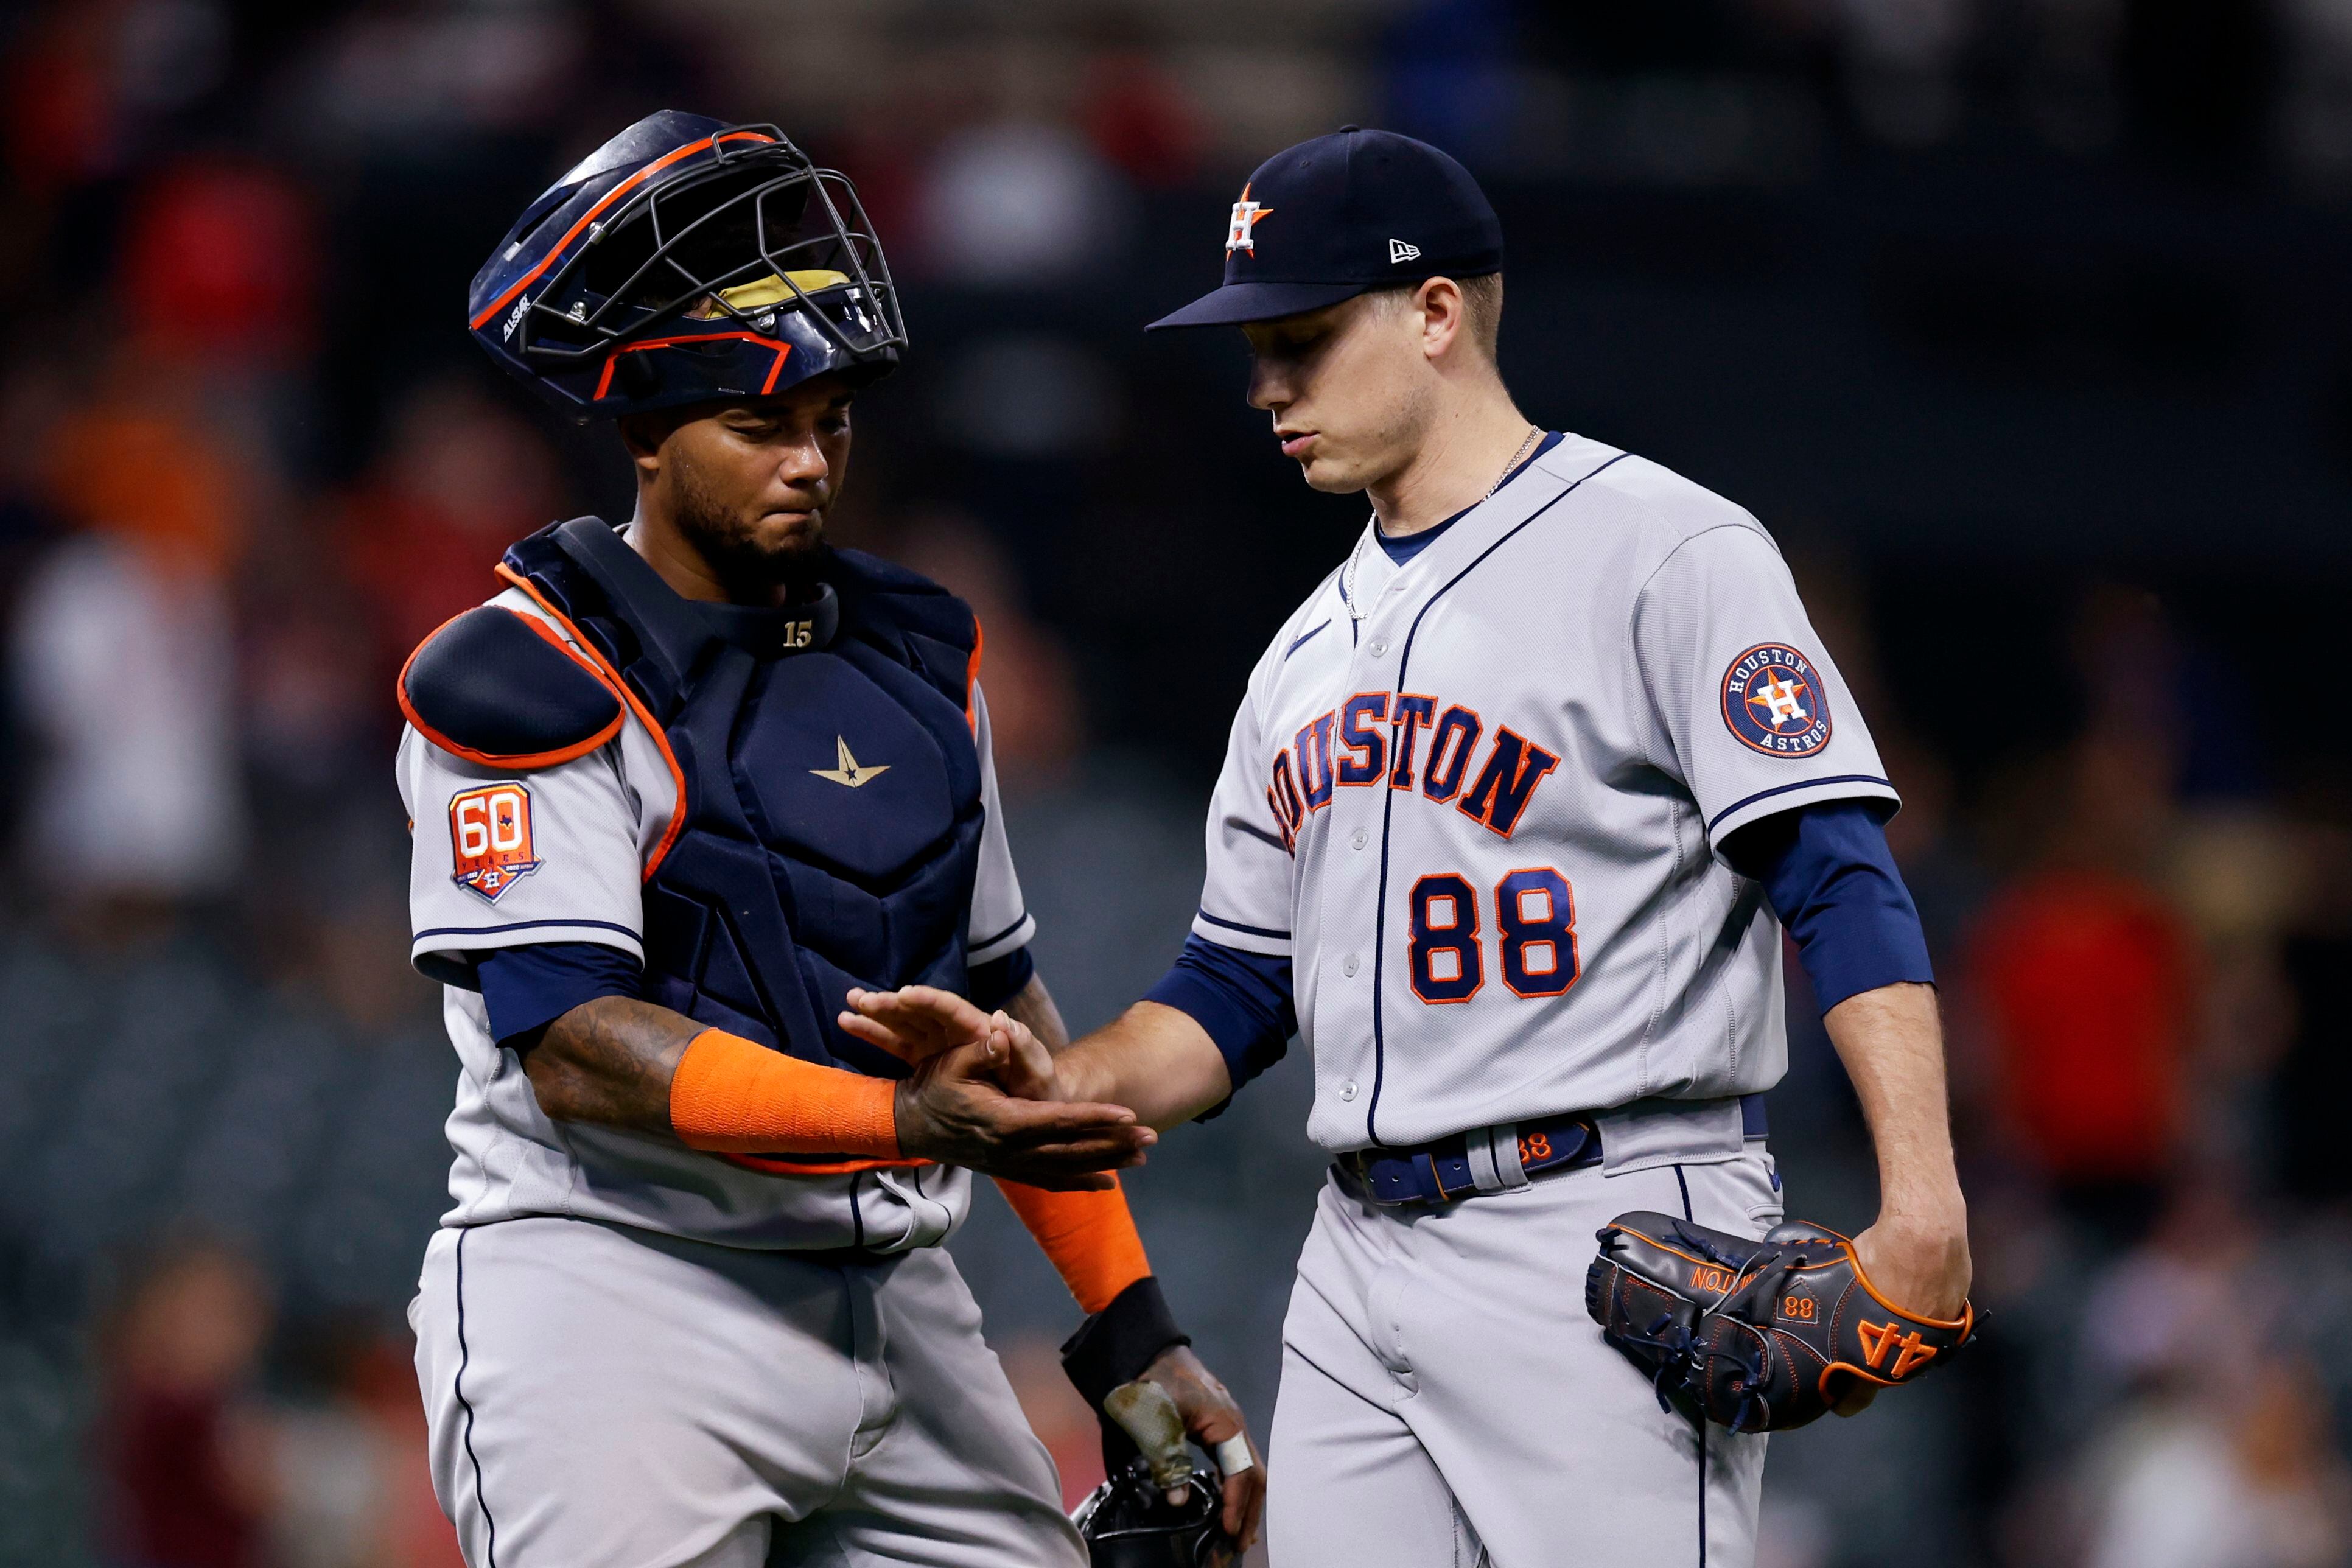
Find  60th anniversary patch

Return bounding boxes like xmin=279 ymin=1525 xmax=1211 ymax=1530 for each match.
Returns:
xmin=1721 ymin=643 xmax=1833 ymax=757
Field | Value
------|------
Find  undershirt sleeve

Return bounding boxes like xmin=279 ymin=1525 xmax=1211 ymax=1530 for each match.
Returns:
xmin=477 ymin=940 xmax=643 ymax=1052
xmin=968 ymin=946 xmax=1036 ymax=1012
xmin=1143 ymin=935 xmax=1295 ymax=1101
xmin=1721 ymin=800 xmax=1934 ymax=1013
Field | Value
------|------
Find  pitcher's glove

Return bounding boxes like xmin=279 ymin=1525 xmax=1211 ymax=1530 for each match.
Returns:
xmin=1584 ymin=1211 xmax=1978 ymax=1433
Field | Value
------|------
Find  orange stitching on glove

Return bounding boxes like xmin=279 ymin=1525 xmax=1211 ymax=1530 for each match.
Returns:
xmin=668 ymin=1028 xmax=903 ymax=1159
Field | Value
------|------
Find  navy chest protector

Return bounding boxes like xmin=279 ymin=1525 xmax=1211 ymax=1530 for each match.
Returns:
xmin=501 ymin=518 xmax=985 ymax=1083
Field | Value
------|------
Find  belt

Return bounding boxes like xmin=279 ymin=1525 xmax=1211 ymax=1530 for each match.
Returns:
xmin=1342 ymin=1093 xmax=1769 ymax=1209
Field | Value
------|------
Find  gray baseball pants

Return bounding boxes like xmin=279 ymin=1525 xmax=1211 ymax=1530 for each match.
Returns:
xmin=1267 ymin=1149 xmax=1785 ymax=1568
xmin=410 ymin=1216 xmax=1083 ymax=1568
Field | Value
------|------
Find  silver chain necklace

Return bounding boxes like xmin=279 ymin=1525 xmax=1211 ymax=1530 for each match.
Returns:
xmin=1342 ymin=424 xmax=1541 ymax=620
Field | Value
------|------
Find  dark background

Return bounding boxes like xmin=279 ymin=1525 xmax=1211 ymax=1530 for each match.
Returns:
xmin=0 ymin=1 xmax=2346 ymax=1565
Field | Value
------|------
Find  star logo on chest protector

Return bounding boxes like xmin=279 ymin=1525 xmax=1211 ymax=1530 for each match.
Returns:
xmin=810 ymin=737 xmax=891 ymax=788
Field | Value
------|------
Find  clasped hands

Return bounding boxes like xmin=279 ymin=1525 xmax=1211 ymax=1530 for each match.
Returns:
xmin=841 ymin=985 xmax=1268 ymax=1555
xmin=841 ymin=986 xmax=1136 ymax=1192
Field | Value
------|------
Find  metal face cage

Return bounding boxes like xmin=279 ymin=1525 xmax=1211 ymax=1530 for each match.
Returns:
xmin=503 ymin=126 xmax=906 ymax=380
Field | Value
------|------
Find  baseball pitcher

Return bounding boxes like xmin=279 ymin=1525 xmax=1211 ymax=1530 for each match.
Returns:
xmin=847 ymin=127 xmax=1975 ymax=1567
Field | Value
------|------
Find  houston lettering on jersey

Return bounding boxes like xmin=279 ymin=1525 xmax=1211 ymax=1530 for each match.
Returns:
xmin=1264 ymin=692 xmax=1561 ymax=852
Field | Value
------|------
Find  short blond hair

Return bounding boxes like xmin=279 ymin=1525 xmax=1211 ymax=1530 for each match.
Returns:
xmin=1460 ymin=273 xmax=1503 ymax=359
xmin=1374 ymin=273 xmax=1504 ymax=362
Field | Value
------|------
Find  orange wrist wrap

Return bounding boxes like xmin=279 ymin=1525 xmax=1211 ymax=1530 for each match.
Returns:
xmin=995 ymin=1177 xmax=1153 ymax=1315
xmin=668 ymin=1029 xmax=901 ymax=1159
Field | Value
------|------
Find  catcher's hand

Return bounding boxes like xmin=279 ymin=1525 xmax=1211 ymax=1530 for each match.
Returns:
xmin=1585 ymin=1211 xmax=1978 ymax=1433
xmin=1101 ymin=1348 xmax=1262 ymax=1555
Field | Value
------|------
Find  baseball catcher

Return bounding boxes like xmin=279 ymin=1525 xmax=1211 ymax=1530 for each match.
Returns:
xmin=399 ymin=111 xmax=1263 ymax=1567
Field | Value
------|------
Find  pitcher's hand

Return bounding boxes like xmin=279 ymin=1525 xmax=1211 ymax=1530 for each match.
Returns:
xmin=1835 ymin=1209 xmax=1971 ymax=1415
xmin=891 ymin=1035 xmax=1150 ymax=1190
xmin=845 ymin=985 xmax=1060 ymax=1099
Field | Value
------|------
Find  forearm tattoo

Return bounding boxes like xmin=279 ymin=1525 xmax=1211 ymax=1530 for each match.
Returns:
xmin=525 ymin=996 xmax=702 ymax=1133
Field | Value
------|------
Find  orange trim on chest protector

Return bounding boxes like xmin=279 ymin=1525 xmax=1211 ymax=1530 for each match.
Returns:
xmin=495 ymin=565 xmax=692 ymax=883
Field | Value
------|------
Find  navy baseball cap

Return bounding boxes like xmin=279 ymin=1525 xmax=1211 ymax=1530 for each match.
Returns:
xmin=1147 ymin=126 xmax=1503 ymax=331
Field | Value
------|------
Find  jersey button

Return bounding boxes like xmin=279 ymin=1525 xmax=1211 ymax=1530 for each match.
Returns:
xmin=1343 ymin=954 xmax=1360 ymax=977
xmin=1339 ymin=1079 xmax=1358 ymax=1101
xmin=1368 ymin=638 xmax=1388 ymax=657
xmin=1349 ymin=828 xmax=1368 ymax=850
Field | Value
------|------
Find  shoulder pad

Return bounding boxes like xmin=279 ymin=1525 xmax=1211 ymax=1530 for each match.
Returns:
xmin=827 ymin=548 xmax=979 ymax=706
xmin=400 ymin=606 xmax=625 ymax=768
xmin=829 ymin=548 xmax=977 ymax=649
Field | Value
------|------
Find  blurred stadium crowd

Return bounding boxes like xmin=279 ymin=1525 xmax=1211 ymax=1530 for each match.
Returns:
xmin=0 ymin=1 xmax=2349 ymax=1565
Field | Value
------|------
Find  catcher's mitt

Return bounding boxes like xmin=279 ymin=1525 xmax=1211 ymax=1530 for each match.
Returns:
xmin=1584 ymin=1211 xmax=1977 ymax=1433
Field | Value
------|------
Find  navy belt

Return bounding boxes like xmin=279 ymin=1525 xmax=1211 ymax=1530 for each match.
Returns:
xmin=1343 ymin=1093 xmax=1768 ymax=1209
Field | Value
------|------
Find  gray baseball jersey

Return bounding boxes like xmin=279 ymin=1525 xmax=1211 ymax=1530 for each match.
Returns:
xmin=1193 ymin=433 xmax=1895 ymax=1152
xmin=396 ymin=582 xmax=1036 ymax=1252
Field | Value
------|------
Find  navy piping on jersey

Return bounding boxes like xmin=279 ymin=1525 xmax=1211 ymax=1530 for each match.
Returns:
xmin=1161 ymin=800 xmax=1924 ymax=1100
xmin=1285 ymin=620 xmax=1332 ymax=660
xmin=970 ymin=912 xmax=1032 ymax=954
xmin=452 ymin=1229 xmax=499 ymax=1568
xmin=415 ymin=917 xmax=642 ymax=944
xmin=1675 ymin=1164 xmax=1705 ymax=1567
xmin=1698 ymin=1398 xmax=1710 ymax=1566
xmin=479 ymin=941 xmax=642 ymax=1047
xmin=1366 ymin=452 xmax=1629 ymax=1147
xmin=1374 ymin=431 xmax=1566 ymax=567
xmin=1197 ymin=909 xmax=1291 ymax=942
xmin=1235 ymin=821 xmax=1290 ymax=855
xmin=1704 ymin=775 xmax=1893 ymax=836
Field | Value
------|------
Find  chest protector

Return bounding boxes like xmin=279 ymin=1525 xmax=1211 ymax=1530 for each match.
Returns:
xmin=502 ymin=518 xmax=985 ymax=1085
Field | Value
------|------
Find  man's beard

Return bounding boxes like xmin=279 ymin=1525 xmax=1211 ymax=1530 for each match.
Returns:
xmin=671 ymin=458 xmax=825 ymax=600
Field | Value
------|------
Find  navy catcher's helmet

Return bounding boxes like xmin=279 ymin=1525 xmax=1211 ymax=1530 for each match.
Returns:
xmin=468 ymin=111 xmax=905 ymax=423
xmin=1071 ymin=1463 xmax=1231 ymax=1567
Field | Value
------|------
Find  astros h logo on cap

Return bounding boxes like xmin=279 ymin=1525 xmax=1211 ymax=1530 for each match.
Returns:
xmin=1150 ymin=125 xmax=1504 ymax=330
xmin=1227 ymin=183 xmax=1274 ymax=256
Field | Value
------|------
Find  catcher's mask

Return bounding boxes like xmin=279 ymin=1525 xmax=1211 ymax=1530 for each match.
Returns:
xmin=468 ymin=110 xmax=905 ymax=423
xmin=1072 ymin=1462 xmax=1230 ymax=1568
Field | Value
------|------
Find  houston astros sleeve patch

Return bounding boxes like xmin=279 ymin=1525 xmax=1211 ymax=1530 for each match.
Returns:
xmin=1720 ymin=643 xmax=1833 ymax=757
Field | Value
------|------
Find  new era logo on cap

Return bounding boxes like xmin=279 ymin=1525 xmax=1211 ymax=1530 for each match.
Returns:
xmin=1388 ymin=238 xmax=1421 ymax=264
